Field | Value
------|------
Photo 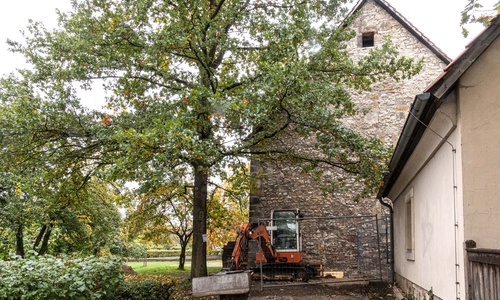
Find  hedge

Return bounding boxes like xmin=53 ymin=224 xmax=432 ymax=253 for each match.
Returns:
xmin=146 ymin=250 xmax=192 ymax=258
xmin=115 ymin=274 xmax=179 ymax=300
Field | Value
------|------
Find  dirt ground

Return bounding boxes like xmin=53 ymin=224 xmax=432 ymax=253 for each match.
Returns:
xmin=247 ymin=281 xmax=394 ymax=300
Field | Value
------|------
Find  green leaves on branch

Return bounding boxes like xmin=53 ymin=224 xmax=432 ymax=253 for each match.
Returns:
xmin=0 ymin=74 xmax=122 ymax=256
xmin=6 ymin=0 xmax=420 ymax=194
xmin=3 ymin=0 xmax=425 ymax=276
xmin=461 ymin=0 xmax=500 ymax=37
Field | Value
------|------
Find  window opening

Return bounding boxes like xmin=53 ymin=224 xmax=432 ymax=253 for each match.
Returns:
xmin=405 ymin=189 xmax=415 ymax=260
xmin=362 ymin=32 xmax=374 ymax=47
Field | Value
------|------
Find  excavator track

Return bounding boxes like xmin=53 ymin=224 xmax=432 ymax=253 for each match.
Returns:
xmin=251 ymin=263 xmax=318 ymax=282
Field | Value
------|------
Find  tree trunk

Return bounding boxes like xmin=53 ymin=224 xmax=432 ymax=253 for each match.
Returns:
xmin=178 ymin=239 xmax=187 ymax=270
xmin=38 ymin=224 xmax=53 ymax=255
xmin=190 ymin=166 xmax=208 ymax=278
xmin=15 ymin=225 xmax=25 ymax=258
xmin=33 ymin=224 xmax=47 ymax=251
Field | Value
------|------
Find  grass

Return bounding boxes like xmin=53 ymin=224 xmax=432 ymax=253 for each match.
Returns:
xmin=127 ymin=260 xmax=223 ymax=278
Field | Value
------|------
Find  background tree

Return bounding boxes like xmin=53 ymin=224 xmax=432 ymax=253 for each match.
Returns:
xmin=206 ymin=168 xmax=251 ymax=255
xmin=0 ymin=75 xmax=121 ymax=257
xmin=125 ymin=166 xmax=250 ymax=269
xmin=126 ymin=183 xmax=193 ymax=270
xmin=5 ymin=0 xmax=423 ymax=277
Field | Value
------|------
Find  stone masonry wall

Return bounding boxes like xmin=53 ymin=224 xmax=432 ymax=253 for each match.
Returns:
xmin=249 ymin=0 xmax=448 ymax=275
xmin=343 ymin=0 xmax=447 ymax=147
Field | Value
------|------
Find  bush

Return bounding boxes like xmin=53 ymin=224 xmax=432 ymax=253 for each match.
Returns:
xmin=0 ymin=253 xmax=123 ymax=299
xmin=115 ymin=275 xmax=178 ymax=300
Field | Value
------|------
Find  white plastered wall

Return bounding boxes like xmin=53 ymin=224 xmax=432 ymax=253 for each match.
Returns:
xmin=389 ymin=98 xmax=466 ymax=299
xmin=459 ymin=36 xmax=500 ymax=249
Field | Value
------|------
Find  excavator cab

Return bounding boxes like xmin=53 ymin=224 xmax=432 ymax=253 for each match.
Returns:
xmin=271 ymin=210 xmax=300 ymax=251
xmin=270 ymin=210 xmax=303 ymax=263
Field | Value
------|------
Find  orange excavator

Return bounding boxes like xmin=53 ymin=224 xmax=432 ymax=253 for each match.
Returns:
xmin=192 ymin=211 xmax=317 ymax=299
xmin=224 ymin=215 xmax=317 ymax=282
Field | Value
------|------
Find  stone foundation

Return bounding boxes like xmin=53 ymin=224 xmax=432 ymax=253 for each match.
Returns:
xmin=395 ymin=273 xmax=444 ymax=300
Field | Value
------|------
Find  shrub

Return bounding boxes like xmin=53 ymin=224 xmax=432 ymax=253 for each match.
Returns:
xmin=0 ymin=253 xmax=123 ymax=299
xmin=115 ymin=274 xmax=178 ymax=300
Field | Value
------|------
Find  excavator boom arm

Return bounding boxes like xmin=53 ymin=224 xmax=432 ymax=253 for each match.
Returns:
xmin=229 ymin=221 xmax=276 ymax=270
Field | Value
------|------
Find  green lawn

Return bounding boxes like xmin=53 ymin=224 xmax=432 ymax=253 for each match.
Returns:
xmin=127 ymin=260 xmax=223 ymax=278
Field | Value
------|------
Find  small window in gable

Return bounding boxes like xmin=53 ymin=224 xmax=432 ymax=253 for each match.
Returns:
xmin=362 ymin=32 xmax=374 ymax=47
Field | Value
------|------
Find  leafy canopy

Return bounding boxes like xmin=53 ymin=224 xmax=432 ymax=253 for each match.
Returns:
xmin=461 ymin=0 xmax=500 ymax=37
xmin=4 ymin=0 xmax=423 ymax=277
xmin=8 ymin=0 xmax=420 ymax=184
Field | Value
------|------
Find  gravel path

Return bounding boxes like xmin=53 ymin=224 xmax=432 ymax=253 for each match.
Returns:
xmin=247 ymin=281 xmax=393 ymax=300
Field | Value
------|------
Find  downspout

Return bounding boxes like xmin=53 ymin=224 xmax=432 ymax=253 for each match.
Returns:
xmin=378 ymin=197 xmax=394 ymax=284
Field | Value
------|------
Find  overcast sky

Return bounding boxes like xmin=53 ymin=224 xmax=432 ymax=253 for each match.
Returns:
xmin=0 ymin=0 xmax=495 ymax=79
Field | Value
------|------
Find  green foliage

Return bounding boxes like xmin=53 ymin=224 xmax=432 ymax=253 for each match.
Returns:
xmin=0 ymin=253 xmax=123 ymax=300
xmin=0 ymin=168 xmax=122 ymax=257
xmin=0 ymin=87 xmax=122 ymax=257
xmin=115 ymin=274 xmax=177 ymax=300
xmin=111 ymin=240 xmax=148 ymax=260
xmin=125 ymin=182 xmax=193 ymax=270
xmin=207 ymin=166 xmax=251 ymax=253
xmin=3 ymin=0 xmax=424 ymax=277
xmin=461 ymin=0 xmax=500 ymax=37
xmin=427 ymin=288 xmax=434 ymax=300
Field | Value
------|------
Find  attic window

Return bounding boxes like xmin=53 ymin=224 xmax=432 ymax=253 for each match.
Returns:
xmin=362 ymin=32 xmax=374 ymax=47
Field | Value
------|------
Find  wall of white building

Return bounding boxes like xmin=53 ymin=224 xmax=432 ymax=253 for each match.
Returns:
xmin=459 ymin=36 xmax=500 ymax=250
xmin=389 ymin=98 xmax=466 ymax=299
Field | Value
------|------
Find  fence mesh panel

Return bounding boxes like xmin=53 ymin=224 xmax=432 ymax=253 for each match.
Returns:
xmin=356 ymin=218 xmax=382 ymax=279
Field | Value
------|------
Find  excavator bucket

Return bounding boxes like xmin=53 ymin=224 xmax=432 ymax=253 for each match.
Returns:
xmin=192 ymin=270 xmax=252 ymax=299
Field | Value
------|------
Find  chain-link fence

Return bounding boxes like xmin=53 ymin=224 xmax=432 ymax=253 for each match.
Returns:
xmin=247 ymin=214 xmax=390 ymax=289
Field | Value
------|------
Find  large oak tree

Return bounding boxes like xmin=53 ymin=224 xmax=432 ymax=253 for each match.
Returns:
xmin=4 ymin=0 xmax=423 ymax=278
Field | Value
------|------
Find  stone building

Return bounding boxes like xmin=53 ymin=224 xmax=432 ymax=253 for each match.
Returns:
xmin=249 ymin=0 xmax=450 ymax=276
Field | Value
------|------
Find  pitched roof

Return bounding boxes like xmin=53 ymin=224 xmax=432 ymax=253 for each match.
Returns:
xmin=348 ymin=0 xmax=451 ymax=64
xmin=377 ymin=15 xmax=500 ymax=199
